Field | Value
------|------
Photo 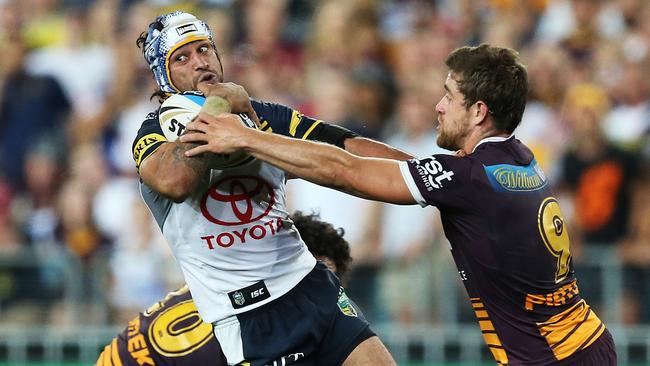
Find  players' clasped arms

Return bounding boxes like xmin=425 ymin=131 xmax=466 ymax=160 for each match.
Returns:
xmin=129 ymin=11 xmax=407 ymax=366
xmin=182 ymin=45 xmax=618 ymax=365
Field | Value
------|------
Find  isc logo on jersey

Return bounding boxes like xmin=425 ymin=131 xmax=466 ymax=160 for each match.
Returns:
xmin=159 ymin=92 xmax=257 ymax=169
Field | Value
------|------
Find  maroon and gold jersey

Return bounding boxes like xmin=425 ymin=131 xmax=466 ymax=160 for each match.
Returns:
xmin=96 ymin=286 xmax=226 ymax=366
xmin=399 ymin=136 xmax=608 ymax=365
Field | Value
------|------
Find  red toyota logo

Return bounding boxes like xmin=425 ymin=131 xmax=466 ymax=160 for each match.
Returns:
xmin=200 ymin=176 xmax=276 ymax=226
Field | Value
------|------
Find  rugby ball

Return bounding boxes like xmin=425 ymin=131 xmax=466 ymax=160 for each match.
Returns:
xmin=159 ymin=92 xmax=257 ymax=169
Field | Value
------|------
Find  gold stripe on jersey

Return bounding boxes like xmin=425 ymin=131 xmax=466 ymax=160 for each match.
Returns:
xmin=526 ymin=280 xmax=580 ymax=311
xmin=471 ymin=298 xmax=509 ymax=365
xmin=95 ymin=346 xmax=106 ymax=365
xmin=537 ymin=299 xmax=605 ymax=360
xmin=133 ymin=133 xmax=166 ymax=169
xmin=289 ymin=110 xmax=302 ymax=136
xmin=259 ymin=120 xmax=273 ymax=133
xmin=110 ymin=338 xmax=124 ymax=366
xmin=301 ymin=120 xmax=322 ymax=139
xmin=96 ymin=340 xmax=115 ymax=366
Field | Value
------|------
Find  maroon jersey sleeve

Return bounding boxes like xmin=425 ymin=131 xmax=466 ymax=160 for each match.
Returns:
xmin=398 ymin=154 xmax=476 ymax=210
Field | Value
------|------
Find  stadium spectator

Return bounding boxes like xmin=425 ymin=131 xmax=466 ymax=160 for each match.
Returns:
xmin=560 ymin=84 xmax=639 ymax=250
xmin=601 ymin=61 xmax=650 ymax=151
xmin=26 ymin=7 xmax=114 ymax=122
xmin=558 ymin=83 xmax=640 ymax=323
xmin=618 ymin=162 xmax=650 ymax=324
xmin=0 ymin=36 xmax=70 ymax=192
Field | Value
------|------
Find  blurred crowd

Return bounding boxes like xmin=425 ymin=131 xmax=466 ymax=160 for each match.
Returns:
xmin=0 ymin=0 xmax=648 ymax=329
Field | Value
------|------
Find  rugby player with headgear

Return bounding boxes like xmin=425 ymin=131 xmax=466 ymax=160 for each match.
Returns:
xmin=95 ymin=212 xmax=355 ymax=366
xmin=182 ymin=44 xmax=618 ymax=365
xmin=131 ymin=11 xmax=405 ymax=366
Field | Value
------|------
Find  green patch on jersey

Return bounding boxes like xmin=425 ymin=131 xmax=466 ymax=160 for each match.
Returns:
xmin=337 ymin=287 xmax=358 ymax=317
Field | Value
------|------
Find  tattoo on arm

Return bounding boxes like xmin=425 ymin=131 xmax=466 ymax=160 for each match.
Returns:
xmin=162 ymin=142 xmax=211 ymax=173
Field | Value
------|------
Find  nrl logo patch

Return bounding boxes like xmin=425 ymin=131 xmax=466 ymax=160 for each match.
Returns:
xmin=232 ymin=291 xmax=245 ymax=306
xmin=337 ymin=288 xmax=358 ymax=317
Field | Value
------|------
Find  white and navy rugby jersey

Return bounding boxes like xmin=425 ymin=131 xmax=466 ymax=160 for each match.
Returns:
xmin=132 ymin=100 xmax=329 ymax=323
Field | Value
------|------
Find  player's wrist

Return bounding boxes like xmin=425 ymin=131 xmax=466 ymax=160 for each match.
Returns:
xmin=238 ymin=127 xmax=261 ymax=152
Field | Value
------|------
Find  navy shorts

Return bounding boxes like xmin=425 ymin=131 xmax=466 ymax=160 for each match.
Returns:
xmin=556 ymin=328 xmax=617 ymax=366
xmin=216 ymin=262 xmax=375 ymax=366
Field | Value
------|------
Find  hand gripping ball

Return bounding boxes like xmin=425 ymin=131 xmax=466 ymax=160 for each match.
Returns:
xmin=159 ymin=92 xmax=257 ymax=169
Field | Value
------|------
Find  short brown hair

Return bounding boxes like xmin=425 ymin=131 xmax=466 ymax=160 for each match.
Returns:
xmin=445 ymin=44 xmax=528 ymax=133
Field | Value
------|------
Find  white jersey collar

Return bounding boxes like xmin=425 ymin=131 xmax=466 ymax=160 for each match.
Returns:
xmin=472 ymin=134 xmax=514 ymax=153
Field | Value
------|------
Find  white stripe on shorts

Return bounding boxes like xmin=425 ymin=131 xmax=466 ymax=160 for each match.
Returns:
xmin=213 ymin=316 xmax=245 ymax=365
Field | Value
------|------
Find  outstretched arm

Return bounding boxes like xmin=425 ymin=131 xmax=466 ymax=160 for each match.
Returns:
xmin=198 ymin=83 xmax=413 ymax=161
xmin=344 ymin=137 xmax=413 ymax=160
xmin=181 ymin=113 xmax=417 ymax=205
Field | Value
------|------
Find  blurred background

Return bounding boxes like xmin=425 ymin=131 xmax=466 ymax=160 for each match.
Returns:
xmin=0 ymin=0 xmax=649 ymax=365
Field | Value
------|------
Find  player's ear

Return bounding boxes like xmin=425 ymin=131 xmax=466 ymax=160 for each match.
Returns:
xmin=472 ymin=101 xmax=490 ymax=124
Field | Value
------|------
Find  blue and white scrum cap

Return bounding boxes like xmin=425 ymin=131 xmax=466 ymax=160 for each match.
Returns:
xmin=143 ymin=11 xmax=215 ymax=94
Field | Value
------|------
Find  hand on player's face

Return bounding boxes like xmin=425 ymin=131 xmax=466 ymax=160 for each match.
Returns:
xmin=198 ymin=82 xmax=261 ymax=127
xmin=181 ymin=113 xmax=247 ymax=156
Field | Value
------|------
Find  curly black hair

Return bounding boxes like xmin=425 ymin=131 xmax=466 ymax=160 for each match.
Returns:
xmin=290 ymin=211 xmax=353 ymax=285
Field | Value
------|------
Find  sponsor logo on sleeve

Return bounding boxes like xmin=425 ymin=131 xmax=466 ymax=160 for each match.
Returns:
xmin=414 ymin=156 xmax=455 ymax=191
xmin=133 ymin=133 xmax=166 ymax=168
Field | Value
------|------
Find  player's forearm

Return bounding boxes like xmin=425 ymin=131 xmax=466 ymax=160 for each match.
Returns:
xmin=344 ymin=137 xmax=413 ymax=160
xmin=240 ymin=128 xmax=358 ymax=191
xmin=239 ymin=131 xmax=413 ymax=203
xmin=141 ymin=141 xmax=211 ymax=202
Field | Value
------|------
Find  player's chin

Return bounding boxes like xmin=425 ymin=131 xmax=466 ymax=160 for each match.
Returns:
xmin=436 ymin=134 xmax=456 ymax=151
